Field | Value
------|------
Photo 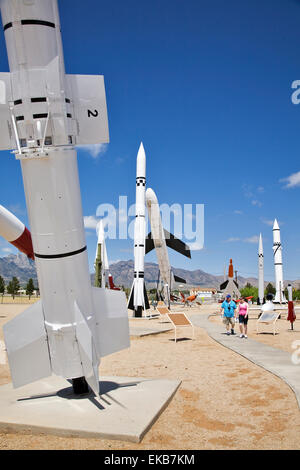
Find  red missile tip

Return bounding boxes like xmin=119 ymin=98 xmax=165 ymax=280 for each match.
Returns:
xmin=11 ymin=227 xmax=34 ymax=260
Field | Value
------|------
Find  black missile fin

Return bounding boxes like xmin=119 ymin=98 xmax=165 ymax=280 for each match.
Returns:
xmin=144 ymin=283 xmax=150 ymax=310
xmin=127 ymin=285 xmax=134 ymax=310
xmin=145 ymin=232 xmax=155 ymax=254
xmin=164 ymin=230 xmax=191 ymax=259
xmin=174 ymin=274 xmax=187 ymax=284
xmin=220 ymin=280 xmax=228 ymax=290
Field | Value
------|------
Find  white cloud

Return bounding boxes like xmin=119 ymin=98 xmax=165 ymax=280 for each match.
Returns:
xmin=244 ymin=235 xmax=259 ymax=244
xmin=261 ymin=218 xmax=273 ymax=226
xmin=261 ymin=217 xmax=283 ymax=227
xmin=242 ymin=184 xmax=253 ymax=199
xmin=280 ymin=171 xmax=300 ymax=189
xmin=257 ymin=186 xmax=265 ymax=193
xmin=189 ymin=242 xmax=203 ymax=251
xmin=224 ymin=235 xmax=259 ymax=244
xmin=7 ymin=204 xmax=26 ymax=216
xmin=77 ymin=144 xmax=108 ymax=159
xmin=2 ymin=247 xmax=12 ymax=253
xmin=251 ymin=200 xmax=262 ymax=207
xmin=224 ymin=237 xmax=241 ymax=243
xmin=234 ymin=210 xmax=243 ymax=215
xmin=84 ymin=215 xmax=99 ymax=230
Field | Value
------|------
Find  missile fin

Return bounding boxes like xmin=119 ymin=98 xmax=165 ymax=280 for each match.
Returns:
xmin=173 ymin=274 xmax=186 ymax=284
xmin=66 ymin=74 xmax=109 ymax=145
xmin=74 ymin=301 xmax=99 ymax=397
xmin=127 ymin=283 xmax=135 ymax=310
xmin=164 ymin=230 xmax=191 ymax=258
xmin=0 ymin=72 xmax=15 ymax=151
xmin=91 ymin=287 xmax=130 ymax=358
xmin=144 ymin=283 xmax=150 ymax=309
xmin=145 ymin=232 xmax=155 ymax=254
xmin=3 ymin=300 xmax=52 ymax=388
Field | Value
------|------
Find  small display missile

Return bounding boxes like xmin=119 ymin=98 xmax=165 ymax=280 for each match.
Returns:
xmin=273 ymin=219 xmax=286 ymax=303
xmin=128 ymin=143 xmax=149 ymax=317
xmin=258 ymin=233 xmax=265 ymax=305
xmin=94 ymin=220 xmax=109 ymax=288
xmin=0 ymin=204 xmax=34 ymax=259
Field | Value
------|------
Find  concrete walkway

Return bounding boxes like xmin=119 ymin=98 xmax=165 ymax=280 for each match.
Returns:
xmin=193 ymin=314 xmax=300 ymax=409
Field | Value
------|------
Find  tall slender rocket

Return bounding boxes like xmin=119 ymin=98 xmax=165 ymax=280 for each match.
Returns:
xmin=128 ymin=143 xmax=149 ymax=317
xmin=94 ymin=220 xmax=109 ymax=288
xmin=145 ymin=188 xmax=191 ymax=307
xmin=258 ymin=233 xmax=264 ymax=305
xmin=273 ymin=219 xmax=286 ymax=303
xmin=0 ymin=0 xmax=129 ymax=396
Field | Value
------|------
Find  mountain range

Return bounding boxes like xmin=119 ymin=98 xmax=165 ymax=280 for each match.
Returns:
xmin=1 ymin=254 xmax=299 ymax=290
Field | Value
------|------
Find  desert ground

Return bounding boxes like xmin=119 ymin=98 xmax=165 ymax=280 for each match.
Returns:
xmin=0 ymin=302 xmax=299 ymax=450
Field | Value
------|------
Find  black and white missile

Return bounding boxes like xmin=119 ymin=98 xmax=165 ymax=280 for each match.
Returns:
xmin=273 ymin=219 xmax=286 ymax=303
xmin=0 ymin=0 xmax=129 ymax=396
xmin=258 ymin=233 xmax=265 ymax=305
xmin=94 ymin=220 xmax=109 ymax=288
xmin=128 ymin=143 xmax=149 ymax=317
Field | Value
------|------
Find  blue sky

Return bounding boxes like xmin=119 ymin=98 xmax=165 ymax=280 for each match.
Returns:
xmin=1 ymin=0 xmax=300 ymax=281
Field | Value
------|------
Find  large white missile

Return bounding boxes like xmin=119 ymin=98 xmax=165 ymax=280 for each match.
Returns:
xmin=273 ymin=219 xmax=286 ymax=303
xmin=128 ymin=143 xmax=149 ymax=317
xmin=145 ymin=188 xmax=191 ymax=307
xmin=258 ymin=233 xmax=264 ymax=305
xmin=94 ymin=220 xmax=109 ymax=288
xmin=0 ymin=204 xmax=34 ymax=259
xmin=0 ymin=0 xmax=129 ymax=396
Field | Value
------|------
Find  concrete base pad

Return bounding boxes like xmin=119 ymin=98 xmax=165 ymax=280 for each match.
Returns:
xmin=0 ymin=376 xmax=180 ymax=443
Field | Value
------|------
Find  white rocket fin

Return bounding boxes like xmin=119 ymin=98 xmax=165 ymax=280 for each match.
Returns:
xmin=0 ymin=72 xmax=15 ymax=151
xmin=3 ymin=300 xmax=52 ymax=388
xmin=74 ymin=301 xmax=99 ymax=397
xmin=92 ymin=287 xmax=130 ymax=357
xmin=66 ymin=74 xmax=109 ymax=145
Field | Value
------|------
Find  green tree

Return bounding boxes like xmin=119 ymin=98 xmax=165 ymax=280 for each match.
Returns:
xmin=26 ymin=278 xmax=35 ymax=300
xmin=7 ymin=277 xmax=20 ymax=299
xmin=240 ymin=284 xmax=258 ymax=302
xmin=265 ymin=283 xmax=276 ymax=296
xmin=0 ymin=276 xmax=5 ymax=296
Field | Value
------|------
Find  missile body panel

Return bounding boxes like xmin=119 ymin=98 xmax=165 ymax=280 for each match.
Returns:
xmin=0 ymin=0 xmax=129 ymax=395
xmin=272 ymin=219 xmax=286 ymax=304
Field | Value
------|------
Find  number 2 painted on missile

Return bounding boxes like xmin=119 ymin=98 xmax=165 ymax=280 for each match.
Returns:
xmin=87 ymin=109 xmax=99 ymax=118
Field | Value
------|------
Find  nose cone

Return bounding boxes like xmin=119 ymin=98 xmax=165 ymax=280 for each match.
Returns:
xmin=136 ymin=142 xmax=146 ymax=178
xmin=273 ymin=219 xmax=279 ymax=230
xmin=228 ymin=259 xmax=234 ymax=278
xmin=146 ymin=188 xmax=158 ymax=207
xmin=259 ymin=233 xmax=263 ymax=253
xmin=96 ymin=219 xmax=105 ymax=244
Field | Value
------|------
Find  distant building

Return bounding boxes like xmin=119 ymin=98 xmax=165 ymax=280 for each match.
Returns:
xmin=190 ymin=287 xmax=217 ymax=298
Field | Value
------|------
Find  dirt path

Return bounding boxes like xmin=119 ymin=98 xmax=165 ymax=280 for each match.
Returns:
xmin=0 ymin=304 xmax=299 ymax=450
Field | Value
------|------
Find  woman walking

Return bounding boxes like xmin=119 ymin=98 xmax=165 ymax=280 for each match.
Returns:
xmin=238 ymin=297 xmax=249 ymax=338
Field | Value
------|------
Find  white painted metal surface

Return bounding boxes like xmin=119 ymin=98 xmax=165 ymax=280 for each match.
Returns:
xmin=0 ymin=204 xmax=24 ymax=241
xmin=0 ymin=0 xmax=129 ymax=395
xmin=146 ymin=188 xmax=172 ymax=302
xmin=128 ymin=143 xmax=148 ymax=316
xmin=258 ymin=233 xmax=264 ymax=305
xmin=95 ymin=220 xmax=109 ymax=288
xmin=272 ymin=219 xmax=286 ymax=303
